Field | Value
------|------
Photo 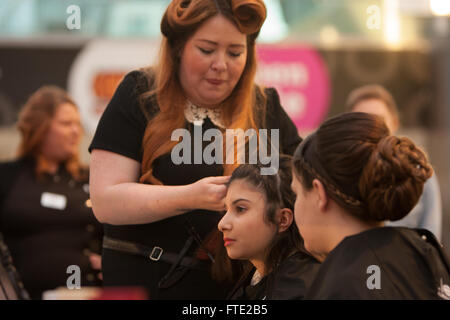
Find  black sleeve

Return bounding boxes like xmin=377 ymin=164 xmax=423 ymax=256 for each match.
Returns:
xmin=264 ymin=88 xmax=302 ymax=156
xmin=0 ymin=161 xmax=21 ymax=209
xmin=0 ymin=160 xmax=23 ymax=232
xmin=88 ymin=70 xmax=153 ymax=162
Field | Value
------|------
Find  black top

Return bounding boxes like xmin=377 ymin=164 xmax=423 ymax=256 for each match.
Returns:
xmin=89 ymin=70 xmax=302 ymax=299
xmin=0 ymin=157 xmax=103 ymax=299
xmin=227 ymin=251 xmax=320 ymax=300
xmin=306 ymin=227 xmax=450 ymax=300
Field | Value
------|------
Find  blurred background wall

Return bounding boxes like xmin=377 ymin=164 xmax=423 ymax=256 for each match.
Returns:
xmin=0 ymin=0 xmax=449 ymax=252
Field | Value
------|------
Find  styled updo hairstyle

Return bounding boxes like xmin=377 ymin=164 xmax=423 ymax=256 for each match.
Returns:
xmin=161 ymin=0 xmax=266 ymax=45
xmin=292 ymin=112 xmax=433 ymax=222
xmin=140 ymin=0 xmax=267 ymax=184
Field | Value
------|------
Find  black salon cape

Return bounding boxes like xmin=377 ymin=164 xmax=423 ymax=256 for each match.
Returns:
xmin=306 ymin=227 xmax=450 ymax=300
xmin=89 ymin=70 xmax=302 ymax=299
xmin=228 ymin=251 xmax=321 ymax=300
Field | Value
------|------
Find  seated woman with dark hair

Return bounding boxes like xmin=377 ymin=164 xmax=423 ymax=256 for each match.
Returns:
xmin=291 ymin=112 xmax=450 ymax=300
xmin=217 ymin=156 xmax=320 ymax=300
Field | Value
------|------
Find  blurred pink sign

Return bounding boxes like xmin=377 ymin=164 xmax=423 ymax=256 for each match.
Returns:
xmin=256 ymin=45 xmax=330 ymax=131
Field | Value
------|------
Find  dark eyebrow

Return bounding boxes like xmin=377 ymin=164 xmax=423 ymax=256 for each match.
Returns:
xmin=232 ymin=198 xmax=251 ymax=205
xmin=196 ymin=39 xmax=246 ymax=48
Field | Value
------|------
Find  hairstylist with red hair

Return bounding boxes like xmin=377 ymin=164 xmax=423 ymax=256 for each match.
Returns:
xmin=89 ymin=0 xmax=301 ymax=299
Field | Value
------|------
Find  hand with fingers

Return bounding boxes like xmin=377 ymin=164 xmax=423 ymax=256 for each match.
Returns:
xmin=189 ymin=176 xmax=230 ymax=212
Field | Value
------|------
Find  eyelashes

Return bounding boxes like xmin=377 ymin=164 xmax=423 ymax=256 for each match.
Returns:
xmin=223 ymin=205 xmax=247 ymax=214
xmin=198 ymin=47 xmax=213 ymax=54
xmin=197 ymin=47 xmax=243 ymax=58
xmin=229 ymin=52 xmax=243 ymax=58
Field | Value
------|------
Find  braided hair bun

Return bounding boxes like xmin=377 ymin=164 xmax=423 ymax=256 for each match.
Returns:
xmin=359 ymin=136 xmax=433 ymax=221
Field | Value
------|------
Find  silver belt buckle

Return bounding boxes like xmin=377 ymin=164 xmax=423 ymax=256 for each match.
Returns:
xmin=149 ymin=246 xmax=163 ymax=261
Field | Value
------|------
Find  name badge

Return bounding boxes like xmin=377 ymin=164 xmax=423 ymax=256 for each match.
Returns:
xmin=40 ymin=192 xmax=67 ymax=210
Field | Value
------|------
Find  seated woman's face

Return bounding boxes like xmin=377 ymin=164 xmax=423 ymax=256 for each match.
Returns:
xmin=291 ymin=174 xmax=326 ymax=261
xmin=218 ymin=179 xmax=277 ymax=262
xmin=178 ymin=14 xmax=247 ymax=108
xmin=40 ymin=103 xmax=82 ymax=162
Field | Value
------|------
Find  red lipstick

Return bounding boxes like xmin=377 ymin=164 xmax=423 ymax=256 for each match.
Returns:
xmin=223 ymin=238 xmax=235 ymax=247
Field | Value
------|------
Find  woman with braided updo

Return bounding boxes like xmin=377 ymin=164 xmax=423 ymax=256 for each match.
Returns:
xmin=89 ymin=0 xmax=301 ymax=299
xmin=346 ymin=84 xmax=442 ymax=240
xmin=291 ymin=112 xmax=450 ymax=299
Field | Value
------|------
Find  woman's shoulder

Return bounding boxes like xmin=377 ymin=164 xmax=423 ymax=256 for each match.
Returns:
xmin=372 ymin=227 xmax=450 ymax=270
xmin=88 ymin=69 xmax=157 ymax=160
xmin=115 ymin=68 xmax=154 ymax=96
xmin=119 ymin=69 xmax=154 ymax=101
xmin=0 ymin=158 xmax=20 ymax=171
xmin=309 ymin=227 xmax=450 ymax=299
xmin=255 ymin=85 xmax=291 ymax=122
xmin=103 ymin=68 xmax=158 ymax=123
xmin=266 ymin=251 xmax=321 ymax=300
xmin=254 ymin=85 xmax=302 ymax=154
xmin=0 ymin=157 xmax=32 ymax=200
xmin=276 ymin=251 xmax=320 ymax=273
xmin=0 ymin=160 xmax=20 ymax=192
xmin=254 ymin=86 xmax=282 ymax=123
xmin=0 ymin=157 xmax=31 ymax=174
xmin=305 ymin=238 xmax=386 ymax=299
xmin=341 ymin=226 xmax=439 ymax=252
xmin=124 ymin=68 xmax=153 ymax=85
xmin=324 ymin=227 xmax=403 ymax=267
xmin=130 ymin=68 xmax=160 ymax=119
xmin=262 ymin=86 xmax=279 ymax=98
xmin=254 ymin=86 xmax=280 ymax=109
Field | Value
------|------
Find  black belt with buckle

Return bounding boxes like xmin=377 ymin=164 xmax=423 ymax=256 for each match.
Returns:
xmin=102 ymin=219 xmax=216 ymax=289
xmin=102 ymin=236 xmax=206 ymax=270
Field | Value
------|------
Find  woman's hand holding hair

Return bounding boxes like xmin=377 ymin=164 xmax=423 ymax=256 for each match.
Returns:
xmin=90 ymin=150 xmax=230 ymax=225
xmin=188 ymin=176 xmax=230 ymax=212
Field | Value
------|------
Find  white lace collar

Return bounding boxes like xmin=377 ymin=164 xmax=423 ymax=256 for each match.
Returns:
xmin=184 ymin=100 xmax=226 ymax=128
